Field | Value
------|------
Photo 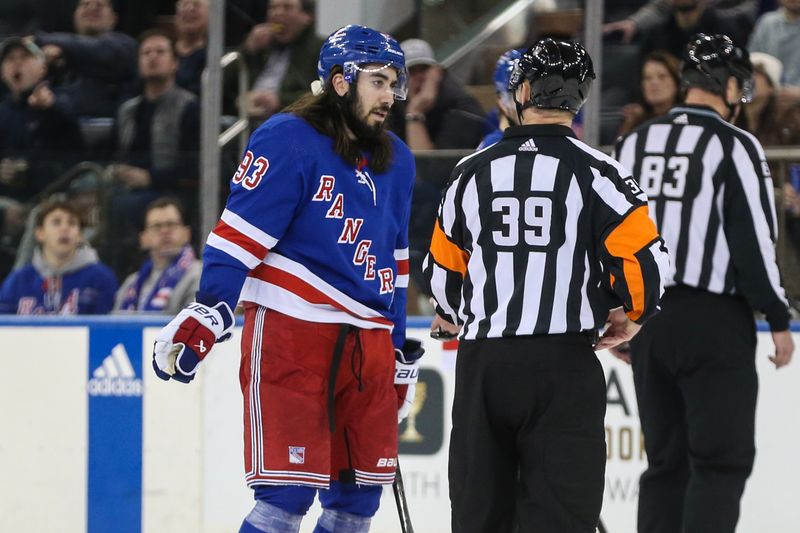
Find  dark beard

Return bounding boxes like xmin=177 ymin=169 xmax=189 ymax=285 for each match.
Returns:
xmin=340 ymin=87 xmax=389 ymax=151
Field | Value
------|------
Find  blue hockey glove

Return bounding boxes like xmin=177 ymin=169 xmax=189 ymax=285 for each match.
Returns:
xmin=152 ymin=301 xmax=234 ymax=383
xmin=395 ymin=338 xmax=425 ymax=422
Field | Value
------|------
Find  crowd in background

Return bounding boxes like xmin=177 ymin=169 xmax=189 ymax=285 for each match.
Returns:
xmin=0 ymin=0 xmax=799 ymax=315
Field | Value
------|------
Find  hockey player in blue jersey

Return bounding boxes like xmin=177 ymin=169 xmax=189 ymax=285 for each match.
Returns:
xmin=476 ymin=48 xmax=524 ymax=150
xmin=151 ymin=25 xmax=422 ymax=532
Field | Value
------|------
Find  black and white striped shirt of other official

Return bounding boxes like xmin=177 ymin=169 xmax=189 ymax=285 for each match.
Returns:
xmin=614 ymin=105 xmax=791 ymax=331
xmin=423 ymin=124 xmax=671 ymax=341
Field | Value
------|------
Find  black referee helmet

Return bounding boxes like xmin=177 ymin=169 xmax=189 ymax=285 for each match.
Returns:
xmin=681 ymin=33 xmax=754 ymax=103
xmin=508 ymin=38 xmax=595 ymax=115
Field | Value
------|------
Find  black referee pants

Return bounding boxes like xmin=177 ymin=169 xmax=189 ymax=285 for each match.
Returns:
xmin=630 ymin=286 xmax=757 ymax=533
xmin=449 ymin=334 xmax=606 ymax=533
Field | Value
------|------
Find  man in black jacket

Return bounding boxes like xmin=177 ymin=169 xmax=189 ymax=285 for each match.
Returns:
xmin=238 ymin=0 xmax=323 ymax=121
xmin=35 ymin=0 xmax=137 ymax=119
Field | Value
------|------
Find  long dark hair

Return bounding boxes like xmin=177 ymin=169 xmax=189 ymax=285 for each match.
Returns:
xmin=284 ymin=69 xmax=394 ymax=173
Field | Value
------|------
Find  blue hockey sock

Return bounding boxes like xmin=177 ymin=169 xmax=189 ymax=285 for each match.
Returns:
xmin=318 ymin=481 xmax=382 ymax=516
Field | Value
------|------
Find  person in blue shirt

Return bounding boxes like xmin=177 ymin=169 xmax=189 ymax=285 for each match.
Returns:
xmin=477 ymin=48 xmax=524 ymax=150
xmin=0 ymin=198 xmax=117 ymax=314
xmin=151 ymin=25 xmax=423 ymax=533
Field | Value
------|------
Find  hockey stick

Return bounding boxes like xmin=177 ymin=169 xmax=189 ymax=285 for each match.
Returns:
xmin=392 ymin=459 xmax=414 ymax=533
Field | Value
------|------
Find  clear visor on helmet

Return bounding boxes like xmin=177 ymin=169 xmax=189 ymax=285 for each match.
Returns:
xmin=739 ymin=77 xmax=754 ymax=104
xmin=343 ymin=61 xmax=409 ymax=100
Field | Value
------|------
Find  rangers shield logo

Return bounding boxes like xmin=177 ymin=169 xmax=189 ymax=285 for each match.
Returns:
xmin=288 ymin=446 xmax=305 ymax=464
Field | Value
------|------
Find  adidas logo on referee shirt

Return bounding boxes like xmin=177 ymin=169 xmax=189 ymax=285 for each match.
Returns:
xmin=87 ymin=343 xmax=143 ymax=397
xmin=518 ymin=138 xmax=538 ymax=152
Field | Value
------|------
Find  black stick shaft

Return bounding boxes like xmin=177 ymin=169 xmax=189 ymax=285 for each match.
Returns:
xmin=392 ymin=460 xmax=414 ymax=533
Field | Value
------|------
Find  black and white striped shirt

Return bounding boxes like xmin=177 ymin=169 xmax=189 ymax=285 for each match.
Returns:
xmin=615 ymin=105 xmax=790 ymax=330
xmin=423 ymin=124 xmax=670 ymax=341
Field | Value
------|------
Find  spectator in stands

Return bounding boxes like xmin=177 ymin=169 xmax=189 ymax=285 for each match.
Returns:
xmin=618 ymin=50 xmax=682 ymax=137
xmin=175 ymin=0 xmax=208 ymax=96
xmin=603 ymin=0 xmax=758 ymax=44
xmin=638 ymin=0 xmax=748 ymax=59
xmin=391 ymin=38 xmax=487 ymax=150
xmin=477 ymin=48 xmax=523 ymax=150
xmin=0 ymin=198 xmax=117 ymax=314
xmin=34 ymin=0 xmax=137 ymax=119
xmin=114 ymin=197 xmax=201 ymax=314
xmin=0 ymin=37 xmax=83 ymax=209
xmin=736 ymin=52 xmax=797 ymax=142
xmin=749 ymin=0 xmax=800 ymax=95
xmin=238 ymin=0 xmax=322 ymax=120
xmin=108 ymin=29 xmax=200 ymax=276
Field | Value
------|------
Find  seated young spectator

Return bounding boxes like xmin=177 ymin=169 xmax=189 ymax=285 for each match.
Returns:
xmin=114 ymin=197 xmax=201 ymax=314
xmin=391 ymin=38 xmax=487 ymax=150
xmin=237 ymin=0 xmax=323 ymax=120
xmin=175 ymin=0 xmax=208 ymax=96
xmin=34 ymin=0 xmax=137 ymax=119
xmin=749 ymin=0 xmax=800 ymax=97
xmin=617 ymin=50 xmax=681 ymax=137
xmin=477 ymin=48 xmax=523 ymax=150
xmin=0 ymin=198 xmax=117 ymax=314
xmin=0 ymin=37 xmax=83 ymax=214
xmin=107 ymin=29 xmax=200 ymax=275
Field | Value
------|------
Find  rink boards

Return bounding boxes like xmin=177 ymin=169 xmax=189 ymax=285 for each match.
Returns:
xmin=0 ymin=316 xmax=798 ymax=533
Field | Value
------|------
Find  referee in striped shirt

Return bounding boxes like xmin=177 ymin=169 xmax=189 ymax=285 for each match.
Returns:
xmin=614 ymin=34 xmax=794 ymax=533
xmin=423 ymin=39 xmax=670 ymax=533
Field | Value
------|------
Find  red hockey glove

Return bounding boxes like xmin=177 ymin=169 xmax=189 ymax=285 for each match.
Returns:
xmin=152 ymin=301 xmax=234 ymax=383
xmin=395 ymin=338 xmax=425 ymax=422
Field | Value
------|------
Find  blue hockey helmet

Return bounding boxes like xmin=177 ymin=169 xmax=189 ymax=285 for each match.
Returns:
xmin=494 ymin=48 xmax=524 ymax=95
xmin=317 ymin=25 xmax=408 ymax=100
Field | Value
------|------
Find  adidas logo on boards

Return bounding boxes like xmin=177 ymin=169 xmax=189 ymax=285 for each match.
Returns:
xmin=673 ymin=113 xmax=689 ymax=124
xmin=518 ymin=138 xmax=538 ymax=152
xmin=87 ymin=343 xmax=143 ymax=397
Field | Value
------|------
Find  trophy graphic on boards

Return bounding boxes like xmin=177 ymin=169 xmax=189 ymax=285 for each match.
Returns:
xmin=399 ymin=382 xmax=427 ymax=443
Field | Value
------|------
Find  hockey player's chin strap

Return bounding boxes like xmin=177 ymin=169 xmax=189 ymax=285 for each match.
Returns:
xmin=514 ymin=98 xmax=538 ymax=124
xmin=724 ymin=100 xmax=741 ymax=122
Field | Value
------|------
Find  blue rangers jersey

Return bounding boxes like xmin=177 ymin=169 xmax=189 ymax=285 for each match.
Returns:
xmin=199 ymin=113 xmax=416 ymax=348
xmin=477 ymin=128 xmax=503 ymax=150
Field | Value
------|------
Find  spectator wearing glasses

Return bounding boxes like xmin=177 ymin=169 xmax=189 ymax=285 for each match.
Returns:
xmin=114 ymin=197 xmax=201 ymax=314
